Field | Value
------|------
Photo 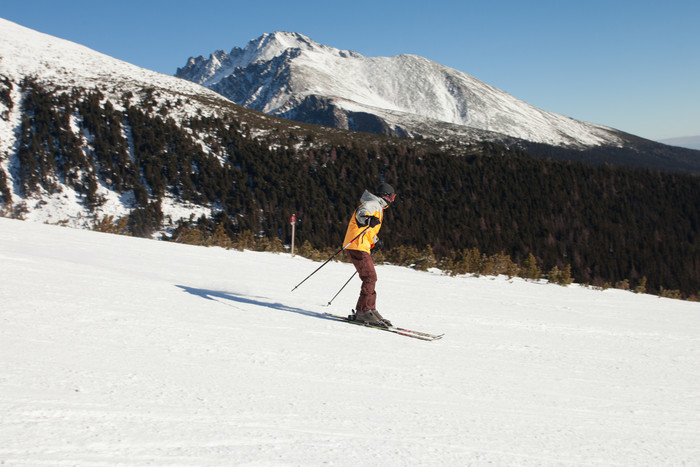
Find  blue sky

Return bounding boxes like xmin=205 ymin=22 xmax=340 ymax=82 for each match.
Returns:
xmin=3 ymin=0 xmax=699 ymax=140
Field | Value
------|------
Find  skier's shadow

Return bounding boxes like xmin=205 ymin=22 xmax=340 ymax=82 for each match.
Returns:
xmin=175 ymin=285 xmax=335 ymax=321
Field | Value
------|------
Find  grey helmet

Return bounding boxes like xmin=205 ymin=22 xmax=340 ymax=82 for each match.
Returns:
xmin=376 ymin=182 xmax=395 ymax=203
xmin=376 ymin=182 xmax=395 ymax=196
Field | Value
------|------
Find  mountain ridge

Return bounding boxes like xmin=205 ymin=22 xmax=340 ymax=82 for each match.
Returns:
xmin=658 ymin=135 xmax=700 ymax=150
xmin=176 ymin=31 xmax=627 ymax=148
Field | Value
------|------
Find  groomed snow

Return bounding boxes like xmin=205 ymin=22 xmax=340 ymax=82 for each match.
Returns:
xmin=1 ymin=217 xmax=699 ymax=465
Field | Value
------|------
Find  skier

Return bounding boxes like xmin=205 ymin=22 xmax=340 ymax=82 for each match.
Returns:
xmin=343 ymin=182 xmax=396 ymax=327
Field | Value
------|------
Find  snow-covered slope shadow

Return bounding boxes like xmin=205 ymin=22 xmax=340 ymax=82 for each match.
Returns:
xmin=176 ymin=285 xmax=333 ymax=321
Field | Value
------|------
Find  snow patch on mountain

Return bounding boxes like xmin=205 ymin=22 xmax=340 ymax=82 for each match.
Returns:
xmin=177 ymin=31 xmax=624 ymax=148
xmin=0 ymin=17 xmax=236 ymax=163
xmin=0 ymin=18 xmax=225 ymax=104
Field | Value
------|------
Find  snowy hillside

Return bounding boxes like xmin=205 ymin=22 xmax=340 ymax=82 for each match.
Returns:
xmin=0 ymin=17 xmax=241 ymax=228
xmin=0 ymin=17 xmax=232 ymax=113
xmin=2 ymin=217 xmax=699 ymax=465
xmin=177 ymin=32 xmax=624 ymax=148
xmin=1 ymin=18 xmax=342 ymax=232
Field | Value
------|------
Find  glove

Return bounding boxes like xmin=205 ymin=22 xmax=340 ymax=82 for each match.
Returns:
xmin=372 ymin=239 xmax=384 ymax=250
xmin=367 ymin=216 xmax=381 ymax=228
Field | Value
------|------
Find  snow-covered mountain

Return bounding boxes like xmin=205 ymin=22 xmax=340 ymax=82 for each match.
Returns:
xmin=0 ymin=18 xmax=227 ymax=227
xmin=176 ymin=31 xmax=624 ymax=148
xmin=1 ymin=16 xmax=699 ymax=236
xmin=0 ymin=18 xmax=288 ymax=155
xmin=0 ymin=18 xmax=241 ymax=120
xmin=3 ymin=216 xmax=700 ymax=465
xmin=0 ymin=18 xmax=351 ymax=229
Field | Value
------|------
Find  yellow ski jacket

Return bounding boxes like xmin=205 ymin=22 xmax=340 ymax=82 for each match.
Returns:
xmin=343 ymin=190 xmax=388 ymax=253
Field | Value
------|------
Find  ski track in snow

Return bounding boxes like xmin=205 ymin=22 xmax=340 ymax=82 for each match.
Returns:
xmin=1 ymin=217 xmax=699 ymax=466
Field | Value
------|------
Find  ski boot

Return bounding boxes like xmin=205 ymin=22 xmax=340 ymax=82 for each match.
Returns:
xmin=351 ymin=309 xmax=392 ymax=328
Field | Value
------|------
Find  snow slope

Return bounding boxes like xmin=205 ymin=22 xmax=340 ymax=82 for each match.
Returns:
xmin=1 ymin=217 xmax=699 ymax=465
xmin=0 ymin=17 xmax=231 ymax=107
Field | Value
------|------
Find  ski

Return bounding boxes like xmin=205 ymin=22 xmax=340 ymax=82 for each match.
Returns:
xmin=323 ymin=313 xmax=444 ymax=341
xmin=392 ymin=325 xmax=443 ymax=339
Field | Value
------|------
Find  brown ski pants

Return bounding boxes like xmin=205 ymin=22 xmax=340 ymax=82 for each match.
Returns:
xmin=346 ymin=249 xmax=377 ymax=312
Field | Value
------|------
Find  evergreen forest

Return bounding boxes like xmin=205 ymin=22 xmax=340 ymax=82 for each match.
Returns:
xmin=2 ymin=79 xmax=699 ymax=298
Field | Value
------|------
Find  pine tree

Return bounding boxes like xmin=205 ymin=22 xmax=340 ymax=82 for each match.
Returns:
xmin=235 ymin=230 xmax=256 ymax=251
xmin=210 ymin=224 xmax=233 ymax=249
xmin=520 ymin=253 xmax=542 ymax=281
xmin=548 ymin=264 xmax=573 ymax=286
xmin=634 ymin=276 xmax=647 ymax=294
xmin=414 ymin=245 xmax=437 ymax=271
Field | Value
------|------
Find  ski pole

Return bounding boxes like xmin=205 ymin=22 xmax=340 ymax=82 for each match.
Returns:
xmin=291 ymin=225 xmax=370 ymax=292
xmin=326 ymin=270 xmax=357 ymax=306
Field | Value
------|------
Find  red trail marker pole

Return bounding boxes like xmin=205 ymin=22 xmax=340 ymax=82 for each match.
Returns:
xmin=290 ymin=214 xmax=296 ymax=257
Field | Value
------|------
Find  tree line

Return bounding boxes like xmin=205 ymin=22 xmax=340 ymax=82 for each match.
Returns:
xmin=2 ymin=79 xmax=699 ymax=298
